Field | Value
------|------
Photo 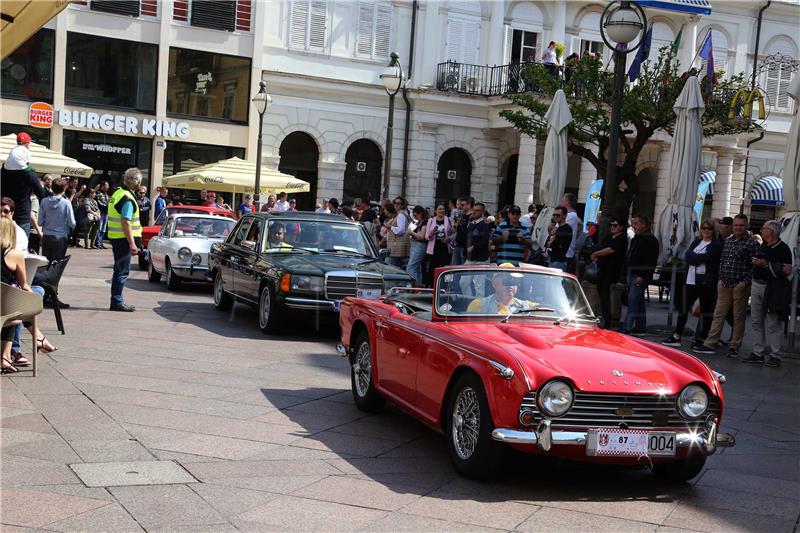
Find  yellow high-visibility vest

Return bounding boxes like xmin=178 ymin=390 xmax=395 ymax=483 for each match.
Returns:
xmin=107 ymin=188 xmax=142 ymax=239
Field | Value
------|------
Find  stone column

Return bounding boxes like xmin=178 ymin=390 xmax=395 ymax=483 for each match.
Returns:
xmin=316 ymin=162 xmax=347 ymax=206
xmin=409 ymin=122 xmax=438 ymax=207
xmin=486 ymin=1 xmax=506 ymax=66
xmin=50 ymin=12 xmax=68 ymax=153
xmin=729 ymin=151 xmax=747 ymax=215
xmin=417 ymin=3 xmax=442 ymax=87
xmin=550 ymin=3 xmax=567 ymax=50
xmin=680 ymin=16 xmax=699 ymax=72
xmin=653 ymin=142 xmax=672 ymax=224
xmin=711 ymin=148 xmax=735 ymax=219
xmin=515 ymin=135 xmax=537 ymax=208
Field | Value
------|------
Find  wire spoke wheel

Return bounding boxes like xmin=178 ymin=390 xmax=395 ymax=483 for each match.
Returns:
xmin=353 ymin=342 xmax=372 ymax=398
xmin=452 ymin=386 xmax=480 ymax=460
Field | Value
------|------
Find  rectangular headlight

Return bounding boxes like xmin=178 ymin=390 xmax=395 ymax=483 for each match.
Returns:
xmin=291 ymin=275 xmax=323 ymax=292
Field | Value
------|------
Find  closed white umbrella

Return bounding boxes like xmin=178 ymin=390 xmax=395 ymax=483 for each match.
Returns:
xmin=779 ymin=74 xmax=800 ymax=275
xmin=533 ymin=89 xmax=573 ymax=249
xmin=657 ymin=76 xmax=705 ymax=265
xmin=0 ymin=134 xmax=93 ymax=178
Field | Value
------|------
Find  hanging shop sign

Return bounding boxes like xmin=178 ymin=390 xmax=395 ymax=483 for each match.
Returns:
xmin=27 ymin=102 xmax=190 ymax=140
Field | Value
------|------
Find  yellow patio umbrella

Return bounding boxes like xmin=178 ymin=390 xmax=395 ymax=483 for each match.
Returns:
xmin=1 ymin=0 xmax=71 ymax=60
xmin=0 ymin=134 xmax=93 ymax=178
xmin=162 ymin=157 xmax=310 ymax=195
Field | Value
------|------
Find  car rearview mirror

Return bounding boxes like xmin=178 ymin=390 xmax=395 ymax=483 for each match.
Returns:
xmin=241 ymin=240 xmax=256 ymax=251
xmin=378 ymin=248 xmax=389 ymax=260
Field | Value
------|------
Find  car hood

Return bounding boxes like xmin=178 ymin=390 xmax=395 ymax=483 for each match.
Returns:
xmin=261 ymin=252 xmax=409 ymax=278
xmin=441 ymin=321 xmax=708 ymax=395
xmin=168 ymin=238 xmax=225 ymax=252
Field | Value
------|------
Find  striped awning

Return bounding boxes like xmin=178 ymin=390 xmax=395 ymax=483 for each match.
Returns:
xmin=750 ymin=176 xmax=784 ymax=206
xmin=637 ymin=0 xmax=712 ymax=15
xmin=699 ymin=170 xmax=715 ymax=196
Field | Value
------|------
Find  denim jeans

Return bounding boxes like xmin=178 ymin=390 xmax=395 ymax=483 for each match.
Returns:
xmin=549 ymin=260 xmax=567 ymax=272
xmin=110 ymin=238 xmax=132 ymax=305
xmin=95 ymin=213 xmax=108 ymax=246
xmin=451 ymin=246 xmax=465 ymax=265
xmin=623 ymin=275 xmax=647 ymax=333
xmin=406 ymin=240 xmax=427 ymax=286
xmin=12 ymin=286 xmax=45 ymax=353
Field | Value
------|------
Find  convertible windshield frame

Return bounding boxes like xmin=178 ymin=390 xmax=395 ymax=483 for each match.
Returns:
xmin=432 ymin=266 xmax=596 ymax=322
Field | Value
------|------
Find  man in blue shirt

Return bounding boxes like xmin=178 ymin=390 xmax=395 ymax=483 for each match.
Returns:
xmin=154 ymin=187 xmax=169 ymax=221
xmin=492 ymin=205 xmax=531 ymax=265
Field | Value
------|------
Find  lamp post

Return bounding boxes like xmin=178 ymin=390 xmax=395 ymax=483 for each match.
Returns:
xmin=380 ymin=52 xmax=403 ymax=200
xmin=599 ymin=0 xmax=647 ymax=221
xmin=251 ymin=80 xmax=272 ymax=210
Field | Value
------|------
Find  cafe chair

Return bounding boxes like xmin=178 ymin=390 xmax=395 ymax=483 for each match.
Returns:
xmin=33 ymin=256 xmax=71 ymax=335
xmin=1 ymin=283 xmax=44 ymax=377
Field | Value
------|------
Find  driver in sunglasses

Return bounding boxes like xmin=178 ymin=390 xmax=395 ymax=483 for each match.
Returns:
xmin=466 ymin=264 xmax=536 ymax=315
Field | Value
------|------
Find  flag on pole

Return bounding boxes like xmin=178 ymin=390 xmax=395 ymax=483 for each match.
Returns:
xmin=670 ymin=25 xmax=684 ymax=59
xmin=628 ymin=27 xmax=653 ymax=82
xmin=698 ymin=31 xmax=715 ymax=95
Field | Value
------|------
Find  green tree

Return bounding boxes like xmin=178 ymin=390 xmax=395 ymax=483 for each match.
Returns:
xmin=499 ymin=47 xmax=758 ymax=212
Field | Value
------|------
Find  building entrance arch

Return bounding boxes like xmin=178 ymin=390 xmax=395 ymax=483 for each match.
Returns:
xmin=343 ymin=139 xmax=382 ymax=206
xmin=279 ymin=132 xmax=318 ymax=210
xmin=436 ymin=148 xmax=472 ymax=203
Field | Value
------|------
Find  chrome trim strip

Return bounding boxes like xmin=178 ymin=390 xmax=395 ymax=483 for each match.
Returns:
xmin=285 ymin=297 xmax=336 ymax=311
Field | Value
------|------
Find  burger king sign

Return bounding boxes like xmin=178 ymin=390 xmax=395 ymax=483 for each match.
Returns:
xmin=29 ymin=102 xmax=54 ymax=129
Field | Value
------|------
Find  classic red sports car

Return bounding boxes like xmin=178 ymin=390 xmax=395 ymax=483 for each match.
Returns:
xmin=338 ymin=264 xmax=734 ymax=480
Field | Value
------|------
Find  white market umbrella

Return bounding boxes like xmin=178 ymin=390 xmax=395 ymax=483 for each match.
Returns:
xmin=162 ymin=157 xmax=310 ymax=195
xmin=533 ymin=89 xmax=573 ymax=249
xmin=0 ymin=134 xmax=93 ymax=178
xmin=657 ymin=76 xmax=705 ymax=265
xmin=779 ymin=74 xmax=800 ymax=277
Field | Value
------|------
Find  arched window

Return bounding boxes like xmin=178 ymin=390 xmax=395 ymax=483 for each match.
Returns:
xmin=503 ymin=2 xmax=545 ymax=64
xmin=696 ymin=28 xmax=734 ymax=79
xmin=343 ymin=139 xmax=382 ymax=206
xmin=436 ymin=148 xmax=472 ymax=202
xmin=279 ymin=132 xmax=319 ymax=210
xmin=760 ymin=37 xmax=798 ymax=112
xmin=649 ymin=21 xmax=674 ymax=63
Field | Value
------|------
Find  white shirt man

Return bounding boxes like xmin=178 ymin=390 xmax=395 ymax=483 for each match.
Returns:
xmin=4 ymin=133 xmax=32 ymax=170
xmin=542 ymin=43 xmax=559 ymax=66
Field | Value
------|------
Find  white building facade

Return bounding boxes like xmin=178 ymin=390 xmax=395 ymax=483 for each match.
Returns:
xmin=259 ymin=0 xmax=798 ymax=226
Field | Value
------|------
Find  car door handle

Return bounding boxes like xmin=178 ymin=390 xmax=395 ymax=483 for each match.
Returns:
xmin=375 ymin=321 xmax=390 ymax=330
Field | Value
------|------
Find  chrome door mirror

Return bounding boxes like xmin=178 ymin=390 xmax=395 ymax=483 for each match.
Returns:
xmin=378 ymin=248 xmax=389 ymax=260
xmin=241 ymin=240 xmax=256 ymax=251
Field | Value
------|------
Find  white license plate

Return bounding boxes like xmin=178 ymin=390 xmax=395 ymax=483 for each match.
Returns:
xmin=356 ymin=289 xmax=382 ymax=299
xmin=586 ymin=429 xmax=676 ymax=457
xmin=332 ymin=301 xmax=341 ymax=312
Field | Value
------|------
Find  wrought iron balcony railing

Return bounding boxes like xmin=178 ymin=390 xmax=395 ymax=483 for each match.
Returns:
xmin=435 ymin=60 xmax=564 ymax=97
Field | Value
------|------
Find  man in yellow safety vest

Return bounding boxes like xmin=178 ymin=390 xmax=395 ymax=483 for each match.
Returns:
xmin=107 ymin=168 xmax=142 ymax=312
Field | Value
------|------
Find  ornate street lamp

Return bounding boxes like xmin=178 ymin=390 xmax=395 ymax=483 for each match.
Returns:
xmin=251 ymin=80 xmax=272 ymax=210
xmin=599 ymin=0 xmax=647 ymax=220
xmin=380 ymin=52 xmax=403 ymax=200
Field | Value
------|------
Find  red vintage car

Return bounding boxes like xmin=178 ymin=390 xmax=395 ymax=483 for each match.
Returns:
xmin=139 ymin=205 xmax=235 ymax=269
xmin=338 ymin=264 xmax=734 ymax=480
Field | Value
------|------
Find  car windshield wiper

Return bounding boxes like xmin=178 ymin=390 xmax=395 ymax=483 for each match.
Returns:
xmin=319 ymin=248 xmax=376 ymax=260
xmin=265 ymin=246 xmax=320 ymax=254
xmin=554 ymin=312 xmax=599 ymax=326
xmin=501 ymin=305 xmax=558 ymax=323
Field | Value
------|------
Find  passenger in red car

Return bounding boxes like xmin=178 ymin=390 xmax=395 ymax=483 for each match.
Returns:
xmin=466 ymin=269 xmax=536 ymax=314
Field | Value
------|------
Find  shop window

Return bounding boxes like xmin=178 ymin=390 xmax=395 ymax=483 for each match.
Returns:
xmin=1 ymin=123 xmax=50 ymax=147
xmin=1 ymin=29 xmax=55 ymax=101
xmin=62 ymin=130 xmax=152 ymax=190
xmin=167 ymin=48 xmax=251 ymax=123
xmin=163 ymin=141 xmax=245 ymax=177
xmin=65 ymin=33 xmax=157 ymax=113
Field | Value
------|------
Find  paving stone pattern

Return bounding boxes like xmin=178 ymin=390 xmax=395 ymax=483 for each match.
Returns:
xmin=1 ymin=250 xmax=799 ymax=532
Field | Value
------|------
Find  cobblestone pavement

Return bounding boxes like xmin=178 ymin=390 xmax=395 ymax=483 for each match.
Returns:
xmin=2 ymin=249 xmax=799 ymax=532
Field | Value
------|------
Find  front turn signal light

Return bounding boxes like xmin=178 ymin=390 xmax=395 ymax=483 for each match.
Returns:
xmin=279 ymin=273 xmax=291 ymax=293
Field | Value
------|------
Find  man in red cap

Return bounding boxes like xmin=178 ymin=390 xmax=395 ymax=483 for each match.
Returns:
xmin=1 ymin=132 xmax=48 ymax=232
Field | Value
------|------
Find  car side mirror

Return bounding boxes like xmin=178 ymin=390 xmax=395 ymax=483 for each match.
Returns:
xmin=241 ymin=240 xmax=256 ymax=251
xmin=378 ymin=248 xmax=389 ymax=260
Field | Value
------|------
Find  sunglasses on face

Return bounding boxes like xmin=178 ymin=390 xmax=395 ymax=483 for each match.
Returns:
xmin=701 ymin=226 xmax=712 ymax=231
xmin=610 ymin=223 xmax=620 ymax=227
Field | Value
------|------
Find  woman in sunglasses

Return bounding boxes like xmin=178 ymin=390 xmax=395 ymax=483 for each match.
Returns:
xmin=590 ymin=216 xmax=628 ymax=329
xmin=661 ymin=219 xmax=722 ymax=349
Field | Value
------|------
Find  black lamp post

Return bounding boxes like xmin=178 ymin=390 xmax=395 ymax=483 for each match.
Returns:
xmin=380 ymin=52 xmax=403 ymax=200
xmin=599 ymin=0 xmax=647 ymax=221
xmin=251 ymin=80 xmax=272 ymax=210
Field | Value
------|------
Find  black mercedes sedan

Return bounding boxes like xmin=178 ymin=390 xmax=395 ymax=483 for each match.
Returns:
xmin=208 ymin=211 xmax=412 ymax=333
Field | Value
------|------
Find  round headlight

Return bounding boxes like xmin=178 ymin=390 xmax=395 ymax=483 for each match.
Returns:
xmin=677 ymin=384 xmax=708 ymax=419
xmin=178 ymin=247 xmax=192 ymax=261
xmin=191 ymin=254 xmax=202 ymax=265
xmin=538 ymin=380 xmax=574 ymax=417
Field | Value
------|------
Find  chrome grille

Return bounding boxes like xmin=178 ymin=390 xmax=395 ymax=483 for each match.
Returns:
xmin=520 ymin=391 xmax=720 ymax=429
xmin=325 ymin=272 xmax=383 ymax=300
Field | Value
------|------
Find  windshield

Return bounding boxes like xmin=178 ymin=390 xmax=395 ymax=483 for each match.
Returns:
xmin=158 ymin=208 xmax=210 ymax=225
xmin=263 ymin=219 xmax=375 ymax=256
xmin=173 ymin=217 xmax=235 ymax=239
xmin=435 ymin=268 xmax=594 ymax=319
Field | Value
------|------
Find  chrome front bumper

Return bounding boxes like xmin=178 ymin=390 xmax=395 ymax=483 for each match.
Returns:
xmin=284 ymin=297 xmax=337 ymax=311
xmin=171 ymin=265 xmax=210 ymax=280
xmin=492 ymin=417 xmax=735 ymax=456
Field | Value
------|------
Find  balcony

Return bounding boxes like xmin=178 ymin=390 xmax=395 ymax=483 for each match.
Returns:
xmin=435 ymin=60 xmax=564 ymax=97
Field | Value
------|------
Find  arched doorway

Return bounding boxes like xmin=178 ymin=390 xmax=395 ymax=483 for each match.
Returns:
xmin=279 ymin=132 xmax=319 ymax=211
xmin=343 ymin=139 xmax=382 ymax=206
xmin=498 ymin=155 xmax=518 ymax=209
xmin=436 ymin=148 xmax=471 ymax=203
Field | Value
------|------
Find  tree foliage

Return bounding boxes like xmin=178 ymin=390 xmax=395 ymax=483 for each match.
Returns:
xmin=499 ymin=46 xmax=758 ymax=206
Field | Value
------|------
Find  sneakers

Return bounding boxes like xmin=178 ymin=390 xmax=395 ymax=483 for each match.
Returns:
xmin=692 ymin=344 xmax=716 ymax=355
xmin=740 ymin=353 xmax=764 ymax=364
xmin=764 ymin=356 xmax=782 ymax=368
xmin=727 ymin=348 xmax=739 ymax=359
xmin=661 ymin=335 xmax=681 ymax=347
xmin=109 ymin=302 xmax=136 ymax=312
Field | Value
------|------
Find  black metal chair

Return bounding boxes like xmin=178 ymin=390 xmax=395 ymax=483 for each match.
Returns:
xmin=33 ymin=256 xmax=71 ymax=335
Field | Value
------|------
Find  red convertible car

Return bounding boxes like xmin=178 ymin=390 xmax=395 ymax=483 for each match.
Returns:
xmin=338 ymin=264 xmax=734 ymax=480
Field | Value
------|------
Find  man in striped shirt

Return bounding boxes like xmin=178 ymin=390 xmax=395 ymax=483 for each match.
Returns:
xmin=492 ymin=205 xmax=531 ymax=265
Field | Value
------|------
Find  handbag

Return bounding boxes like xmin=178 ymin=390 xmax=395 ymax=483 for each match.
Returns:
xmin=583 ymin=260 xmax=601 ymax=284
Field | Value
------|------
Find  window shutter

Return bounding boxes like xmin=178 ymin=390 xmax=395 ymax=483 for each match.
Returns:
xmin=446 ymin=17 xmax=463 ymax=62
xmin=461 ymin=20 xmax=480 ymax=64
xmin=309 ymin=0 xmax=327 ymax=50
xmin=777 ymin=67 xmax=792 ymax=110
xmin=374 ymin=2 xmax=392 ymax=58
xmin=503 ymin=25 xmax=513 ymax=64
xmin=191 ymin=1 xmax=236 ymax=31
xmin=90 ymin=1 xmax=140 ymax=17
xmin=174 ymin=0 xmax=189 ymax=21
xmin=357 ymin=1 xmax=375 ymax=56
xmin=236 ymin=0 xmax=252 ymax=31
xmin=140 ymin=0 xmax=158 ymax=17
xmin=290 ymin=0 xmax=310 ymax=48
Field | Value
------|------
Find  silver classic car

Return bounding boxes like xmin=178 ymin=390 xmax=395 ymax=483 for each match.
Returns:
xmin=147 ymin=214 xmax=236 ymax=290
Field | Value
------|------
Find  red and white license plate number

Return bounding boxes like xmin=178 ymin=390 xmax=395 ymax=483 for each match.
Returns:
xmin=586 ymin=429 xmax=676 ymax=457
